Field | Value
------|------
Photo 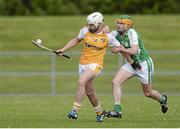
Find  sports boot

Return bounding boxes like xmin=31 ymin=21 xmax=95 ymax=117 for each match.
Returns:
xmin=96 ymin=112 xmax=105 ymax=122
xmin=67 ymin=110 xmax=78 ymax=120
xmin=107 ymin=110 xmax=122 ymax=119
xmin=160 ymin=95 xmax=168 ymax=113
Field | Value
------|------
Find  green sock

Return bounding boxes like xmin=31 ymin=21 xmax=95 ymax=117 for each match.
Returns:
xmin=114 ymin=104 xmax=122 ymax=112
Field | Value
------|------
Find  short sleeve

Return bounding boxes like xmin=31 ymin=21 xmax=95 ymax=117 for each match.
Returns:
xmin=107 ymin=33 xmax=120 ymax=47
xmin=129 ymin=29 xmax=138 ymax=45
xmin=77 ymin=27 xmax=89 ymax=39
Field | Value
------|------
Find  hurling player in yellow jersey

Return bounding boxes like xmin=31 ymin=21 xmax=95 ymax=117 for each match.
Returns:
xmin=56 ymin=12 xmax=134 ymax=122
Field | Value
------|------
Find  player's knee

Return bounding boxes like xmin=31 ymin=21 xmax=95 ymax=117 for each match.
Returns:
xmin=78 ymin=80 xmax=86 ymax=86
xmin=144 ymin=91 xmax=151 ymax=97
xmin=85 ymin=89 xmax=93 ymax=96
xmin=112 ymin=79 xmax=120 ymax=86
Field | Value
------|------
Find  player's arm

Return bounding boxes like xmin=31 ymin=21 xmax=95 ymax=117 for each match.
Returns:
xmin=117 ymin=44 xmax=138 ymax=55
xmin=111 ymin=46 xmax=141 ymax=70
xmin=108 ymin=34 xmax=134 ymax=64
xmin=103 ymin=25 xmax=110 ymax=33
xmin=121 ymin=52 xmax=134 ymax=64
xmin=98 ymin=24 xmax=110 ymax=33
xmin=111 ymin=46 xmax=134 ymax=63
xmin=56 ymin=27 xmax=87 ymax=53
xmin=122 ymin=50 xmax=141 ymax=70
xmin=110 ymin=34 xmax=141 ymax=70
xmin=56 ymin=37 xmax=81 ymax=53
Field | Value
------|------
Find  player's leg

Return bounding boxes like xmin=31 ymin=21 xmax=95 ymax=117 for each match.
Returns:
xmin=67 ymin=68 xmax=97 ymax=119
xmin=108 ymin=68 xmax=133 ymax=118
xmin=85 ymin=79 xmax=104 ymax=122
xmin=139 ymin=57 xmax=168 ymax=113
xmin=85 ymin=79 xmax=99 ymax=110
xmin=142 ymin=83 xmax=161 ymax=100
xmin=141 ymin=83 xmax=168 ymax=113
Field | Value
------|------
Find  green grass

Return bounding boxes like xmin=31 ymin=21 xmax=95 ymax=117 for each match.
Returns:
xmin=0 ymin=95 xmax=180 ymax=128
xmin=0 ymin=15 xmax=180 ymax=51
xmin=0 ymin=15 xmax=180 ymax=127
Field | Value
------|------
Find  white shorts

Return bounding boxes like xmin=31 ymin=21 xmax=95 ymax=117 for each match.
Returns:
xmin=121 ymin=58 xmax=154 ymax=84
xmin=79 ymin=63 xmax=103 ymax=75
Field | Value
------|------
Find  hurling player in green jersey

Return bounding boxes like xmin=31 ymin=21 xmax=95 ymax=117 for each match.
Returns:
xmin=107 ymin=15 xmax=168 ymax=119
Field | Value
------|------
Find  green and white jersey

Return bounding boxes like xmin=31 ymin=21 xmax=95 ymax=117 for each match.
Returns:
xmin=111 ymin=29 xmax=149 ymax=63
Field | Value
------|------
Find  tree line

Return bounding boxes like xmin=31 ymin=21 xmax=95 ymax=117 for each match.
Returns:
xmin=0 ymin=0 xmax=179 ymax=15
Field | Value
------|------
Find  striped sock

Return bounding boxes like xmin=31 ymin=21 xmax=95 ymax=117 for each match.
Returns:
xmin=72 ymin=102 xmax=81 ymax=112
xmin=94 ymin=104 xmax=102 ymax=115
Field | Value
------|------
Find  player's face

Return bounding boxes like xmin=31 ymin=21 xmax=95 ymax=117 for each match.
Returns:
xmin=87 ymin=24 xmax=98 ymax=33
xmin=117 ymin=22 xmax=125 ymax=33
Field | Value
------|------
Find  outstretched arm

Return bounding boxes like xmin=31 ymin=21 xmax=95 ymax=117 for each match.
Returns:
xmin=56 ymin=37 xmax=81 ymax=53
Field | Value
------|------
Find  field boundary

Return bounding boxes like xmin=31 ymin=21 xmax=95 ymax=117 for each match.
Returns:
xmin=0 ymin=50 xmax=180 ymax=96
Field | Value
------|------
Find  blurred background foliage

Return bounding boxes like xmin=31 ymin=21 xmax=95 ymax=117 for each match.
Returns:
xmin=0 ymin=0 xmax=179 ymax=16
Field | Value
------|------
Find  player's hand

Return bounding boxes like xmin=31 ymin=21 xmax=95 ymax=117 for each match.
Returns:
xmin=131 ymin=62 xmax=141 ymax=70
xmin=111 ymin=47 xmax=120 ymax=54
xmin=54 ymin=49 xmax=64 ymax=56
xmin=118 ymin=45 xmax=125 ymax=52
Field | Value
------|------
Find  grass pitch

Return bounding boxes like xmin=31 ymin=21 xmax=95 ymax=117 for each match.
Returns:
xmin=0 ymin=95 xmax=180 ymax=128
xmin=0 ymin=15 xmax=180 ymax=127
